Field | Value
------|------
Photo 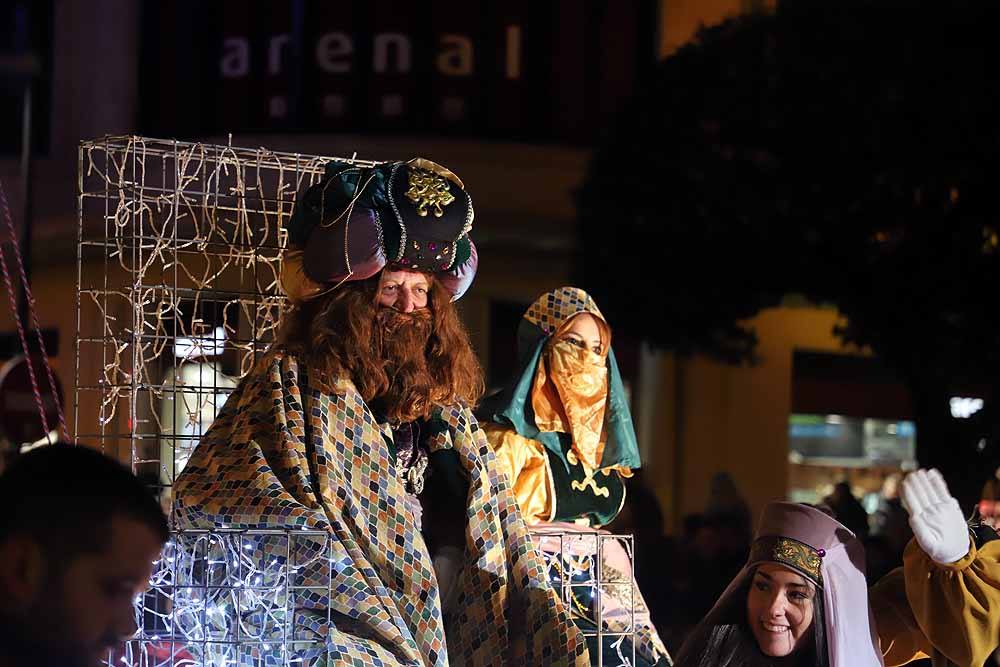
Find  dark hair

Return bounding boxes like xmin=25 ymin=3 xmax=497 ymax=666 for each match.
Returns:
xmin=0 ymin=444 xmax=169 ymax=565
xmin=674 ymin=568 xmax=828 ymax=667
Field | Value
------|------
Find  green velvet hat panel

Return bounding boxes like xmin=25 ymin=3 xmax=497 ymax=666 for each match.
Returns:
xmin=287 ymin=158 xmax=473 ymax=272
xmin=286 ymin=160 xmax=390 ymax=248
xmin=284 ymin=157 xmax=480 ymax=300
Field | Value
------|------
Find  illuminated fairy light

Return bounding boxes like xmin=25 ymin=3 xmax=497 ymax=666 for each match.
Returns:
xmin=103 ymin=528 xmax=643 ymax=666
xmin=105 ymin=528 xmax=336 ymax=667
xmin=77 ymin=137 xmax=341 ymax=486
xmin=950 ymin=396 xmax=985 ymax=419
xmin=76 ymin=138 xmax=645 ymax=666
xmin=174 ymin=325 xmax=227 ymax=359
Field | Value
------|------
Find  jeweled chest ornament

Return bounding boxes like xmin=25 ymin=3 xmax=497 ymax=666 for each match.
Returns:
xmin=405 ymin=168 xmax=455 ymax=217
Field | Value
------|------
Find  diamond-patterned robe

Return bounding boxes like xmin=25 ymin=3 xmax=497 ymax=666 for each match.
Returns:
xmin=173 ymin=351 xmax=589 ymax=666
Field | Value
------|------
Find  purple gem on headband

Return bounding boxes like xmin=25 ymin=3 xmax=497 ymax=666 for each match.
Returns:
xmin=817 ymin=549 xmax=826 ymax=558
xmin=428 ymin=242 xmax=437 ymax=251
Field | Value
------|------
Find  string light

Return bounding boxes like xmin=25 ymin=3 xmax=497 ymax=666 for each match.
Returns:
xmin=105 ymin=528 xmax=645 ymax=666
xmin=80 ymin=139 xmax=648 ymax=665
xmin=535 ymin=531 xmax=644 ymax=665
xmin=81 ymin=137 xmax=314 ymax=433
xmin=107 ymin=528 xmax=334 ymax=666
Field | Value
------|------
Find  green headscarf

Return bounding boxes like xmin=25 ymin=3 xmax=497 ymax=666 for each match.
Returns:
xmin=481 ymin=287 xmax=641 ymax=474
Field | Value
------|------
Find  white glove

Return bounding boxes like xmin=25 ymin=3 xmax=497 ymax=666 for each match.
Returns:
xmin=900 ymin=468 xmax=970 ymax=564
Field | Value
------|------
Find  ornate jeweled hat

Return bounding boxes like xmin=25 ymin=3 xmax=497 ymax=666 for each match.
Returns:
xmin=748 ymin=502 xmax=855 ymax=589
xmin=281 ymin=157 xmax=477 ymax=302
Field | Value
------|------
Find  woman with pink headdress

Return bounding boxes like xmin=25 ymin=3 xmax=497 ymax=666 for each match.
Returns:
xmin=674 ymin=469 xmax=1000 ymax=666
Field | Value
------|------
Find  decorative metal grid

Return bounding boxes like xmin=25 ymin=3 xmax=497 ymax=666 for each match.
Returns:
xmin=111 ymin=528 xmax=337 ymax=667
xmin=75 ymin=135 xmax=378 ymax=497
xmin=75 ymin=136 xmax=645 ymax=666
xmin=103 ymin=529 xmax=641 ymax=667
xmin=535 ymin=529 xmax=641 ymax=667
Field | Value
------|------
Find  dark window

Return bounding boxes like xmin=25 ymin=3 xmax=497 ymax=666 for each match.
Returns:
xmin=0 ymin=1 xmax=53 ymax=156
xmin=487 ymin=300 xmax=527 ymax=391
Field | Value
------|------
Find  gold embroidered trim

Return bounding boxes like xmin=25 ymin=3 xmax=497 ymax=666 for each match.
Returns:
xmin=405 ymin=168 xmax=455 ymax=217
xmin=749 ymin=536 xmax=823 ymax=587
xmin=571 ymin=475 xmax=610 ymax=498
xmin=567 ymin=451 xmax=611 ymax=498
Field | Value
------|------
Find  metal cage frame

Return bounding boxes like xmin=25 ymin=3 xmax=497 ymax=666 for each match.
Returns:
xmin=75 ymin=136 xmax=644 ymax=666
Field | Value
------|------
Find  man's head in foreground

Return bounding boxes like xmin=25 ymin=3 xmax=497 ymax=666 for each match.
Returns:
xmin=0 ymin=444 xmax=168 ymax=667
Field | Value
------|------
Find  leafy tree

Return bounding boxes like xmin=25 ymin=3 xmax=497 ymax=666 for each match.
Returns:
xmin=576 ymin=4 xmax=1000 ymax=505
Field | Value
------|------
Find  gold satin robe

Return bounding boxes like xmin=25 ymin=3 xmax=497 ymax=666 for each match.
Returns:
xmin=874 ymin=536 xmax=1000 ymax=666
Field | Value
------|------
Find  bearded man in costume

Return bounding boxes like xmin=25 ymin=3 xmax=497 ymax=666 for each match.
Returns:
xmin=173 ymin=158 xmax=589 ymax=665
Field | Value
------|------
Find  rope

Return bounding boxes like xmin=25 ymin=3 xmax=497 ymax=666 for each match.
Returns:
xmin=0 ymin=176 xmax=68 ymax=442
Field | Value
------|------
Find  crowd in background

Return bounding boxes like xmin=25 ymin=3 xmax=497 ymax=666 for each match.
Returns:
xmin=611 ymin=469 xmax=985 ymax=663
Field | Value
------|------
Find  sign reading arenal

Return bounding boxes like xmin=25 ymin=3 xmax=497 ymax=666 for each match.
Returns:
xmin=140 ymin=0 xmax=655 ymax=144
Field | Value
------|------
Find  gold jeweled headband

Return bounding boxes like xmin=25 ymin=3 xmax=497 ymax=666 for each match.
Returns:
xmin=749 ymin=536 xmax=824 ymax=587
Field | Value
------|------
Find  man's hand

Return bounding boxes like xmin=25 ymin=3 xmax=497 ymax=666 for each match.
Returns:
xmin=901 ymin=468 xmax=970 ymax=565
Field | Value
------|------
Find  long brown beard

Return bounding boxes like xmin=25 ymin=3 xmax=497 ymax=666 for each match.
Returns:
xmin=277 ymin=275 xmax=485 ymax=420
xmin=373 ymin=307 xmax=436 ymax=423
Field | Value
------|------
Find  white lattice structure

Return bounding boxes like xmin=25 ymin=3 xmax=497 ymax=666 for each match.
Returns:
xmin=75 ymin=136 xmax=645 ymax=666
xmin=75 ymin=136 xmax=378 ymax=490
xmin=105 ymin=528 xmax=640 ymax=667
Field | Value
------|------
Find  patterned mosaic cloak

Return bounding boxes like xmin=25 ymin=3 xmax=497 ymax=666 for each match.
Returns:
xmin=173 ymin=351 xmax=590 ymax=666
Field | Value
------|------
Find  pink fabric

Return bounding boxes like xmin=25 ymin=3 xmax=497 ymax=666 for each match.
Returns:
xmin=435 ymin=238 xmax=478 ymax=301
xmin=710 ymin=502 xmax=884 ymax=667
xmin=303 ymin=207 xmax=387 ymax=285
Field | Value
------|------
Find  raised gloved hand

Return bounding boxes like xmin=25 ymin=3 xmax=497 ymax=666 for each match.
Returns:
xmin=901 ymin=468 xmax=970 ymax=564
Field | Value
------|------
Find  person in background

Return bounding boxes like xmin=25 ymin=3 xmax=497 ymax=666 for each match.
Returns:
xmin=867 ymin=472 xmax=914 ymax=581
xmin=823 ymin=480 xmax=871 ymax=542
xmin=980 ymin=466 xmax=1000 ymax=502
xmin=0 ymin=443 xmax=168 ymax=667
xmin=675 ymin=469 xmax=1000 ymax=666
xmin=704 ymin=472 xmax=754 ymax=595
xmin=705 ymin=472 xmax=753 ymax=539
xmin=979 ymin=466 xmax=1000 ymax=531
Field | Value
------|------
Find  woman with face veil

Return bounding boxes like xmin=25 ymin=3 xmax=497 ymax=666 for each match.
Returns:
xmin=674 ymin=469 xmax=1000 ymax=667
xmin=477 ymin=287 xmax=671 ymax=666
